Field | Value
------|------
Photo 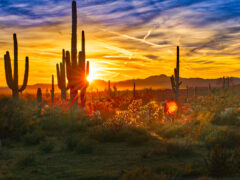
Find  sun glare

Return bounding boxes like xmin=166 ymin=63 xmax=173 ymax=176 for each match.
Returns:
xmin=87 ymin=65 xmax=97 ymax=83
xmin=165 ymin=100 xmax=178 ymax=115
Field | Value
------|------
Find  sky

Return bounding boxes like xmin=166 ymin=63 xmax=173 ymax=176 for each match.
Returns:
xmin=0 ymin=0 xmax=239 ymax=86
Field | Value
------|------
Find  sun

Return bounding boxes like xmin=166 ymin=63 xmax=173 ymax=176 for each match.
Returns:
xmin=87 ymin=70 xmax=97 ymax=83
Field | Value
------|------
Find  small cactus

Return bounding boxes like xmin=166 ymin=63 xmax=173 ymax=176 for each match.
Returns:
xmin=4 ymin=33 xmax=29 ymax=99
xmin=194 ymin=87 xmax=197 ymax=98
xmin=37 ymin=88 xmax=42 ymax=103
xmin=51 ymin=75 xmax=54 ymax=104
xmin=108 ymin=80 xmax=111 ymax=96
xmin=170 ymin=46 xmax=182 ymax=100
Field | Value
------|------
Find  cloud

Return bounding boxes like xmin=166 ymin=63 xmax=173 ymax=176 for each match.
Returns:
xmin=0 ymin=0 xmax=239 ymax=86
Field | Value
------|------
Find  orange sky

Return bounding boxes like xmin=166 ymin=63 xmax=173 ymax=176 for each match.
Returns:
xmin=0 ymin=0 xmax=239 ymax=86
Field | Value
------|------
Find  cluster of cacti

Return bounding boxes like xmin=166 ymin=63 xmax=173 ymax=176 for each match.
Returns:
xmin=4 ymin=33 xmax=29 ymax=99
xmin=170 ymin=46 xmax=182 ymax=100
xmin=222 ymin=76 xmax=230 ymax=89
xmin=55 ymin=1 xmax=89 ymax=107
xmin=37 ymin=88 xmax=42 ymax=103
xmin=56 ymin=49 xmax=68 ymax=101
xmin=51 ymin=75 xmax=54 ymax=104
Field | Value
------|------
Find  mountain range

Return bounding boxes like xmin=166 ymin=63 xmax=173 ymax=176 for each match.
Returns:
xmin=1 ymin=74 xmax=240 ymax=93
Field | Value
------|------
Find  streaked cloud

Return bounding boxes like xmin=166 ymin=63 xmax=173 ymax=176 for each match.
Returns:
xmin=0 ymin=0 xmax=239 ymax=86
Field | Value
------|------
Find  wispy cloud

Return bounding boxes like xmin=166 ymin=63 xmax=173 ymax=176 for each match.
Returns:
xmin=0 ymin=0 xmax=239 ymax=86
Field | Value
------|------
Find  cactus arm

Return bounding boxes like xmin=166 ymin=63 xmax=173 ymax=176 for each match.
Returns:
xmin=13 ymin=33 xmax=18 ymax=90
xmin=19 ymin=56 xmax=29 ymax=92
xmin=4 ymin=52 xmax=14 ymax=89
xmin=65 ymin=51 xmax=71 ymax=81
xmin=86 ymin=61 xmax=89 ymax=76
xmin=56 ymin=63 xmax=62 ymax=89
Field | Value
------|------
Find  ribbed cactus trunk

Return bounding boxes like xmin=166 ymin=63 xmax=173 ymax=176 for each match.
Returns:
xmin=170 ymin=46 xmax=182 ymax=101
xmin=51 ymin=75 xmax=54 ymax=104
xmin=70 ymin=0 xmax=78 ymax=103
xmin=4 ymin=33 xmax=29 ymax=99
xmin=57 ymin=49 xmax=67 ymax=101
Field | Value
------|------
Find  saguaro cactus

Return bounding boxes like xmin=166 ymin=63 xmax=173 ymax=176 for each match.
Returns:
xmin=66 ymin=1 xmax=90 ymax=107
xmin=37 ymin=88 xmax=42 ymax=103
xmin=170 ymin=46 xmax=182 ymax=100
xmin=4 ymin=33 xmax=29 ymax=99
xmin=51 ymin=75 xmax=54 ymax=104
xmin=57 ymin=49 xmax=67 ymax=101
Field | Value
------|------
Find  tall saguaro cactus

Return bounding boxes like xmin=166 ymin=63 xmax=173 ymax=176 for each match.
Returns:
xmin=66 ymin=1 xmax=90 ymax=107
xmin=4 ymin=33 xmax=29 ymax=99
xmin=170 ymin=46 xmax=182 ymax=100
xmin=57 ymin=49 xmax=67 ymax=101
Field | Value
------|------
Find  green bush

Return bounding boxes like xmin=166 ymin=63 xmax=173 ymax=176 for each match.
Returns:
xmin=205 ymin=145 xmax=236 ymax=177
xmin=0 ymin=98 xmax=34 ymax=139
xmin=204 ymin=129 xmax=240 ymax=149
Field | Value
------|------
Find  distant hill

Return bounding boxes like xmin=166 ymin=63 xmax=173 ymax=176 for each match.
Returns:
xmin=1 ymin=74 xmax=240 ymax=93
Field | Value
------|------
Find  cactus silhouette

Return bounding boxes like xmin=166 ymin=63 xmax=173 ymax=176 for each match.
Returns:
xmin=66 ymin=1 xmax=90 ymax=107
xmin=51 ymin=75 xmax=54 ymax=104
xmin=194 ymin=87 xmax=197 ymax=98
xmin=4 ymin=33 xmax=29 ymax=99
xmin=133 ymin=81 xmax=136 ymax=98
xmin=170 ymin=46 xmax=182 ymax=100
xmin=57 ymin=49 xmax=68 ymax=101
xmin=37 ymin=88 xmax=42 ymax=103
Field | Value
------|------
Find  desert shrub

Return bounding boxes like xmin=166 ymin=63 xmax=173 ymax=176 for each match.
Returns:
xmin=164 ymin=138 xmax=193 ymax=157
xmin=204 ymin=145 xmax=236 ymax=177
xmin=15 ymin=153 xmax=36 ymax=167
xmin=39 ymin=140 xmax=54 ymax=153
xmin=212 ymin=107 xmax=240 ymax=126
xmin=121 ymin=167 xmax=160 ymax=180
xmin=23 ymin=129 xmax=45 ymax=145
xmin=37 ymin=106 xmax=85 ymax=134
xmin=0 ymin=98 xmax=35 ymax=139
xmin=204 ymin=129 xmax=240 ymax=149
xmin=157 ymin=124 xmax=186 ymax=139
